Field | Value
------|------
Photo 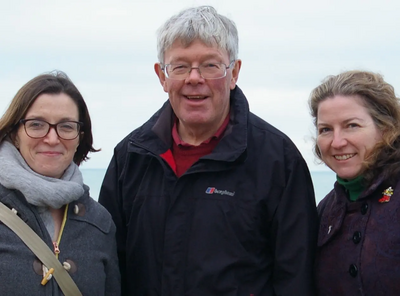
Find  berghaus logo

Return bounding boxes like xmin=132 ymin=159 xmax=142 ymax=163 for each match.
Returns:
xmin=205 ymin=187 xmax=235 ymax=196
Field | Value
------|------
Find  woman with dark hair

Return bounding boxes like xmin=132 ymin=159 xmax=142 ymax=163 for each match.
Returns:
xmin=309 ymin=70 xmax=400 ymax=295
xmin=0 ymin=71 xmax=120 ymax=295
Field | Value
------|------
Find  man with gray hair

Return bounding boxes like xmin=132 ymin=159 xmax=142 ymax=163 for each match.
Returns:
xmin=99 ymin=6 xmax=317 ymax=295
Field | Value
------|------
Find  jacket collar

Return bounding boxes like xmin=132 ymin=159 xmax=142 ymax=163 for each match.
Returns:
xmin=318 ymin=174 xmax=390 ymax=247
xmin=128 ymin=86 xmax=248 ymax=163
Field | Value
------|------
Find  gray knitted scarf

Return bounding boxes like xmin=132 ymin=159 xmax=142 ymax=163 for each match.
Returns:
xmin=0 ymin=140 xmax=84 ymax=238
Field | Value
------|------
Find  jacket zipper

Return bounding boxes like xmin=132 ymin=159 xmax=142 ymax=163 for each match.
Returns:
xmin=53 ymin=204 xmax=68 ymax=259
xmin=42 ymin=204 xmax=69 ymax=285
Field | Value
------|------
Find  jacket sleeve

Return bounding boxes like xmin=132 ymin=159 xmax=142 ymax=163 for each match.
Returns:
xmin=271 ymin=154 xmax=318 ymax=296
xmin=99 ymin=149 xmax=128 ymax=295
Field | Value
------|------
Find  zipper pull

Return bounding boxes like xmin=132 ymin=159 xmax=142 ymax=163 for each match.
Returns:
xmin=53 ymin=241 xmax=60 ymax=254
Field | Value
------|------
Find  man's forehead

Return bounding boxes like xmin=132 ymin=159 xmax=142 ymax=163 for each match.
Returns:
xmin=164 ymin=38 xmax=229 ymax=61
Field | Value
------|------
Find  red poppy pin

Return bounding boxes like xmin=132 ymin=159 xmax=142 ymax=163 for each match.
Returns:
xmin=379 ymin=186 xmax=393 ymax=203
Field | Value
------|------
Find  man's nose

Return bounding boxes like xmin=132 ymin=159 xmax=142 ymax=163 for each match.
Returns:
xmin=185 ymin=67 xmax=204 ymax=84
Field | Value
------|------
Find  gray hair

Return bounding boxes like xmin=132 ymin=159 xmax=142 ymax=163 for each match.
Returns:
xmin=156 ymin=6 xmax=239 ymax=64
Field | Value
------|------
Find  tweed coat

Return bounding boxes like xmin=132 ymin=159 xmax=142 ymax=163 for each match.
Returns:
xmin=316 ymin=176 xmax=400 ymax=296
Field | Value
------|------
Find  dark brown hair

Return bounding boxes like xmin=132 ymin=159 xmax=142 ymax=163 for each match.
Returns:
xmin=0 ymin=71 xmax=99 ymax=165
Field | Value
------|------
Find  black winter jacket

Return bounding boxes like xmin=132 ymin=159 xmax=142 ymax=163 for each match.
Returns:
xmin=99 ymin=86 xmax=318 ymax=296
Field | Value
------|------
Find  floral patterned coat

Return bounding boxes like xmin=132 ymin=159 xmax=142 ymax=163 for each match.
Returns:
xmin=316 ymin=175 xmax=400 ymax=296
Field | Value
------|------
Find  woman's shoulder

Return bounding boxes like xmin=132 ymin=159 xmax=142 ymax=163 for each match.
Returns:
xmin=68 ymin=192 xmax=115 ymax=234
xmin=317 ymin=188 xmax=336 ymax=215
xmin=0 ymin=183 xmax=31 ymax=211
xmin=0 ymin=183 xmax=14 ymax=198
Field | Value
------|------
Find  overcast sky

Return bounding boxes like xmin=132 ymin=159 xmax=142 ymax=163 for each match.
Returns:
xmin=1 ymin=0 xmax=399 ymax=171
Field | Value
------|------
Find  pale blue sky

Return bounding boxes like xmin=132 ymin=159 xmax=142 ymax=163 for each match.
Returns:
xmin=1 ymin=0 xmax=399 ymax=171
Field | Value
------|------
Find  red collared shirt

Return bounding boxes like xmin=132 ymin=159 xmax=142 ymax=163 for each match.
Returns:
xmin=172 ymin=114 xmax=229 ymax=147
xmin=170 ymin=114 xmax=230 ymax=177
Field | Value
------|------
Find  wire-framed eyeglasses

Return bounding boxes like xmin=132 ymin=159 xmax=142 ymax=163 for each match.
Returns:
xmin=162 ymin=61 xmax=235 ymax=80
xmin=19 ymin=119 xmax=83 ymax=140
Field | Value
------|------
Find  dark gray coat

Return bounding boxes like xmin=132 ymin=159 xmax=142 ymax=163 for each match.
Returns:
xmin=0 ymin=184 xmax=120 ymax=296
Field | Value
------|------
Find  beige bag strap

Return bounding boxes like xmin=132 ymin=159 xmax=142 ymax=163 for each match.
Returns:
xmin=0 ymin=201 xmax=82 ymax=296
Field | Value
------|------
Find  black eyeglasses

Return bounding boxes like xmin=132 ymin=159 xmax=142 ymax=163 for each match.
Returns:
xmin=19 ymin=119 xmax=83 ymax=140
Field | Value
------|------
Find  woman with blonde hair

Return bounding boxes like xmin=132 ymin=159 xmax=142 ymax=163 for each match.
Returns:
xmin=309 ymin=70 xmax=400 ymax=295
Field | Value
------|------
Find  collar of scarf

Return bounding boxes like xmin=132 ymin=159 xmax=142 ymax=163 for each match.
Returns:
xmin=337 ymin=175 xmax=365 ymax=201
xmin=0 ymin=140 xmax=84 ymax=209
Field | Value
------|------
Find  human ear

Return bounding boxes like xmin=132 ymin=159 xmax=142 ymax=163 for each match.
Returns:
xmin=229 ymin=59 xmax=242 ymax=90
xmin=12 ymin=132 xmax=20 ymax=149
xmin=154 ymin=63 xmax=168 ymax=93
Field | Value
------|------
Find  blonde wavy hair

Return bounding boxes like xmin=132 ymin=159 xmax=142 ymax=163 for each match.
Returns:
xmin=309 ymin=70 xmax=400 ymax=184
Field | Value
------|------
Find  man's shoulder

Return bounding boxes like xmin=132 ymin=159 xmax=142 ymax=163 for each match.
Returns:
xmin=247 ymin=112 xmax=291 ymax=141
xmin=246 ymin=112 xmax=303 ymax=162
xmin=113 ymin=100 xmax=171 ymax=153
xmin=113 ymin=129 xmax=138 ymax=152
